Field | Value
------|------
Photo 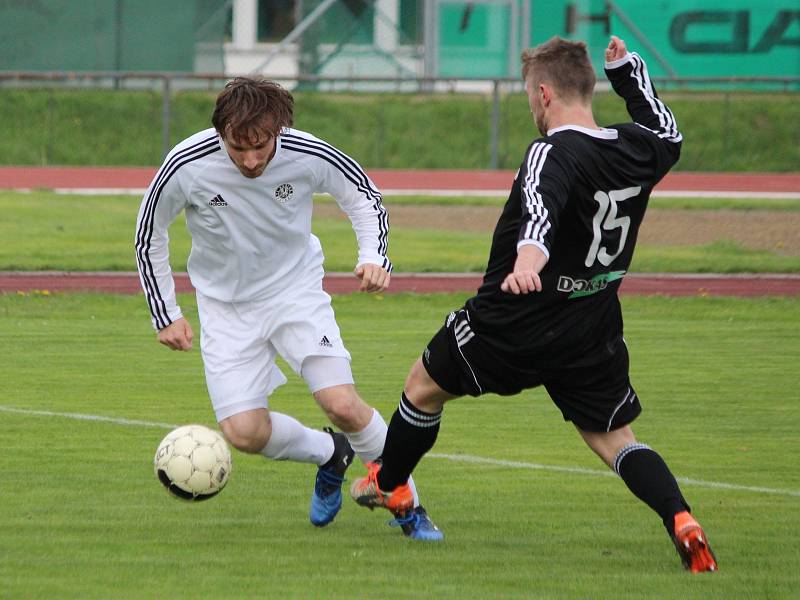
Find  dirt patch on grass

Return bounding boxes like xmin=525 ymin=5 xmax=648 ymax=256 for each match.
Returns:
xmin=316 ymin=204 xmax=800 ymax=255
xmin=637 ymin=210 xmax=800 ymax=255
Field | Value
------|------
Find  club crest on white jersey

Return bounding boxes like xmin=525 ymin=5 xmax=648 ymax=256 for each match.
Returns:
xmin=275 ymin=183 xmax=293 ymax=203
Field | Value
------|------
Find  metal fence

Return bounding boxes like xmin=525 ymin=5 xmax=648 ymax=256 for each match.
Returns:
xmin=2 ymin=71 xmax=798 ymax=169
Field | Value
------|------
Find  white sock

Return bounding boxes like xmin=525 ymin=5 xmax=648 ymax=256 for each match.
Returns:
xmin=260 ymin=412 xmax=333 ymax=465
xmin=345 ymin=408 xmax=421 ymax=507
xmin=345 ymin=408 xmax=385 ymax=461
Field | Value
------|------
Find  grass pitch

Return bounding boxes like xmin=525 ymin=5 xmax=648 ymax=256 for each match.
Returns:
xmin=1 ymin=191 xmax=799 ymax=273
xmin=1 ymin=292 xmax=798 ymax=599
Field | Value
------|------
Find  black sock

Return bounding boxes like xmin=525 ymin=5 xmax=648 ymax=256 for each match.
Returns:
xmin=613 ymin=443 xmax=690 ymax=535
xmin=377 ymin=393 xmax=442 ymax=491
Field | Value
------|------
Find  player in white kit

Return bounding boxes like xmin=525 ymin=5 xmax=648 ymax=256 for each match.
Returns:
xmin=135 ymin=77 xmax=442 ymax=539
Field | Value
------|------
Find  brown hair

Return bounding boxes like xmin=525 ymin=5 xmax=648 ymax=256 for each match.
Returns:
xmin=211 ymin=77 xmax=294 ymax=143
xmin=521 ymin=37 xmax=596 ymax=103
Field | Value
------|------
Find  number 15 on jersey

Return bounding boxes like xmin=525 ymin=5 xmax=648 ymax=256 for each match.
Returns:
xmin=585 ymin=186 xmax=641 ymax=267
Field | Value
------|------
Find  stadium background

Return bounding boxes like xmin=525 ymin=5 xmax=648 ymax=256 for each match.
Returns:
xmin=1 ymin=3 xmax=799 ymax=598
xmin=1 ymin=0 xmax=798 ymax=169
xmin=2 ymin=0 xmax=798 ymax=80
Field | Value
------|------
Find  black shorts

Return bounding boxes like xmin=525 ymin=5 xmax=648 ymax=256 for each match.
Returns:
xmin=421 ymin=309 xmax=641 ymax=432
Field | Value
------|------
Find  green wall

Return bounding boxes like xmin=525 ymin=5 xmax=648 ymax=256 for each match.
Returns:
xmin=0 ymin=0 xmax=223 ymax=71
xmin=436 ymin=0 xmax=800 ymax=80
xmin=610 ymin=0 xmax=800 ymax=79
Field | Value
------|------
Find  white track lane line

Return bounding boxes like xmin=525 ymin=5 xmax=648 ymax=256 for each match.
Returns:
xmin=2 ymin=405 xmax=798 ymax=498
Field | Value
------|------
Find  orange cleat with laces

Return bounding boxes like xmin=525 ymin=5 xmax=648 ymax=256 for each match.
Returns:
xmin=349 ymin=461 xmax=414 ymax=513
xmin=672 ymin=511 xmax=718 ymax=573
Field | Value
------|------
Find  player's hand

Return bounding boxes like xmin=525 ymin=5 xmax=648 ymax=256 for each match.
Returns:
xmin=354 ymin=263 xmax=391 ymax=293
xmin=500 ymin=244 xmax=547 ymax=295
xmin=157 ymin=317 xmax=194 ymax=351
xmin=501 ymin=270 xmax=542 ymax=295
xmin=605 ymin=35 xmax=628 ymax=62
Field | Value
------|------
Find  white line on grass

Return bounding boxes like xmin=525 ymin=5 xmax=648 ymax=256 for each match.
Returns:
xmin=3 ymin=405 xmax=798 ymax=498
xmin=428 ymin=452 xmax=800 ymax=498
xmin=0 ymin=405 xmax=178 ymax=429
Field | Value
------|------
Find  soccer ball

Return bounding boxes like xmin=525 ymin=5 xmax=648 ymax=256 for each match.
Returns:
xmin=154 ymin=424 xmax=232 ymax=501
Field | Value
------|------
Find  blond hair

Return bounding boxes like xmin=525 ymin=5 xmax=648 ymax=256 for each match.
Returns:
xmin=521 ymin=37 xmax=596 ymax=103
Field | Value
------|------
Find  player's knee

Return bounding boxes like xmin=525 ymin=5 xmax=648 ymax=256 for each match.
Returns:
xmin=576 ymin=424 xmax=636 ymax=468
xmin=404 ymin=359 xmax=450 ymax=413
xmin=224 ymin=431 xmax=264 ymax=454
xmin=404 ymin=360 xmax=429 ymax=396
xmin=326 ymin=397 xmax=362 ymax=428
xmin=315 ymin=386 xmax=371 ymax=431
xmin=219 ymin=414 xmax=271 ymax=454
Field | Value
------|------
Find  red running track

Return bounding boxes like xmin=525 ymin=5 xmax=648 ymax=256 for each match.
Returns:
xmin=2 ymin=272 xmax=799 ymax=297
xmin=1 ymin=166 xmax=800 ymax=193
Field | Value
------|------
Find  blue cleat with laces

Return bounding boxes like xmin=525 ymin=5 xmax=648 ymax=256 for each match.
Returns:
xmin=389 ymin=506 xmax=444 ymax=541
xmin=310 ymin=428 xmax=355 ymax=527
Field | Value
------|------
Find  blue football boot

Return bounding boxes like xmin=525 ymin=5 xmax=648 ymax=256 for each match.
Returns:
xmin=389 ymin=505 xmax=444 ymax=541
xmin=310 ymin=428 xmax=355 ymax=527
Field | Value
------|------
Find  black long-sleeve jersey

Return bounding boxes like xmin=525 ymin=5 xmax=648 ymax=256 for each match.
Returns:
xmin=466 ymin=52 xmax=681 ymax=367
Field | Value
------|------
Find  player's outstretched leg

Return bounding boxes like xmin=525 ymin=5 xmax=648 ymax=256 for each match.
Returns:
xmin=671 ymin=511 xmax=718 ymax=573
xmin=310 ymin=427 xmax=355 ymax=527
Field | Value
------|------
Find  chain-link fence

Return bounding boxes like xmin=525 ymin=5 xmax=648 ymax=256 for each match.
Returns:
xmin=1 ymin=71 xmax=798 ymax=171
xmin=1 ymin=1 xmax=798 ymax=170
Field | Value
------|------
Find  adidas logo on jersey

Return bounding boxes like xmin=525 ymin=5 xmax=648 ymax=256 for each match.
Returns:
xmin=318 ymin=335 xmax=333 ymax=348
xmin=208 ymin=194 xmax=227 ymax=207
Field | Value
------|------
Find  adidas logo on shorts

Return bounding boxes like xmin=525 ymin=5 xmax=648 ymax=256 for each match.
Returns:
xmin=319 ymin=335 xmax=333 ymax=348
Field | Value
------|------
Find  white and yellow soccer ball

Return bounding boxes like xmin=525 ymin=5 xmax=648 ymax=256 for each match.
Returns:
xmin=154 ymin=424 xmax=232 ymax=501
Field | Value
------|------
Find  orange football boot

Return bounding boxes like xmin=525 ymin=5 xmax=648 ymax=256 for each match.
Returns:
xmin=349 ymin=461 xmax=414 ymax=513
xmin=672 ymin=511 xmax=718 ymax=573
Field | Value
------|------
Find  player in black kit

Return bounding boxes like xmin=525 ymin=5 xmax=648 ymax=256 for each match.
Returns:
xmin=351 ymin=35 xmax=717 ymax=571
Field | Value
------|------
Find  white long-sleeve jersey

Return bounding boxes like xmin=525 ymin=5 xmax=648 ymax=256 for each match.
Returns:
xmin=135 ymin=127 xmax=391 ymax=330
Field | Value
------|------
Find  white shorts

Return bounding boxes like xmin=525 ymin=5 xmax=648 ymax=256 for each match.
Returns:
xmin=197 ymin=276 xmax=351 ymax=422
